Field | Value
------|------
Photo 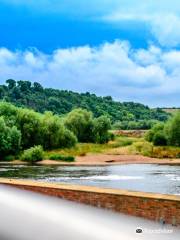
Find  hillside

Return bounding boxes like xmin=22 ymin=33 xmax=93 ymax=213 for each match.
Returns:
xmin=162 ymin=108 xmax=180 ymax=114
xmin=0 ymin=79 xmax=169 ymax=123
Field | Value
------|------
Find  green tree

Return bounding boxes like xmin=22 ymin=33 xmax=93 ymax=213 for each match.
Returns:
xmin=40 ymin=112 xmax=77 ymax=149
xmin=17 ymin=108 xmax=41 ymax=148
xmin=93 ymin=116 xmax=111 ymax=143
xmin=0 ymin=117 xmax=21 ymax=158
xmin=165 ymin=112 xmax=180 ymax=146
xmin=65 ymin=108 xmax=94 ymax=142
xmin=6 ymin=79 xmax=16 ymax=90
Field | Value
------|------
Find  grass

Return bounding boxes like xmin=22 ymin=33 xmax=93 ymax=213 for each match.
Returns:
xmin=45 ymin=136 xmax=135 ymax=158
xmin=44 ymin=133 xmax=180 ymax=160
xmin=49 ymin=154 xmax=75 ymax=162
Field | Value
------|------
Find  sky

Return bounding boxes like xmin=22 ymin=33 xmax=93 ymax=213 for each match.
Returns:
xmin=0 ymin=0 xmax=179 ymax=107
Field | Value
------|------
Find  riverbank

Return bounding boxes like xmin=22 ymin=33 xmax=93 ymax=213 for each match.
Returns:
xmin=40 ymin=154 xmax=180 ymax=166
xmin=2 ymin=154 xmax=180 ymax=166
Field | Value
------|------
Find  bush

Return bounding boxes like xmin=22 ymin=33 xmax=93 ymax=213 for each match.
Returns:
xmin=49 ymin=154 xmax=75 ymax=162
xmin=20 ymin=145 xmax=44 ymax=163
xmin=152 ymin=147 xmax=180 ymax=158
xmin=153 ymin=131 xmax=167 ymax=146
xmin=112 ymin=137 xmax=133 ymax=148
xmin=132 ymin=141 xmax=153 ymax=156
xmin=108 ymin=132 xmax=115 ymax=141
xmin=145 ymin=122 xmax=165 ymax=143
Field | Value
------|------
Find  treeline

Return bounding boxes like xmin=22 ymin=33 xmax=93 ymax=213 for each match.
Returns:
xmin=0 ymin=80 xmax=169 ymax=126
xmin=112 ymin=119 xmax=160 ymax=130
xmin=146 ymin=112 xmax=180 ymax=147
xmin=0 ymin=102 xmax=112 ymax=160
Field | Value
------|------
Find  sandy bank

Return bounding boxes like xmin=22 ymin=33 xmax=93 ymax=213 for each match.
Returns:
xmin=2 ymin=154 xmax=180 ymax=166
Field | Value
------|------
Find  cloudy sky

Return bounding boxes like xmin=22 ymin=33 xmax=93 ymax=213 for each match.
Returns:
xmin=0 ymin=0 xmax=179 ymax=107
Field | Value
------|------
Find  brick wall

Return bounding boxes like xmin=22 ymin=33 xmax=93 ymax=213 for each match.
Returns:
xmin=0 ymin=179 xmax=180 ymax=226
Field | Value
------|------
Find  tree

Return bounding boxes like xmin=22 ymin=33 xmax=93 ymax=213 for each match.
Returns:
xmin=0 ymin=80 xmax=169 ymax=123
xmin=93 ymin=116 xmax=111 ymax=143
xmin=33 ymin=82 xmax=43 ymax=92
xmin=40 ymin=112 xmax=77 ymax=149
xmin=6 ymin=79 xmax=16 ymax=89
xmin=17 ymin=108 xmax=41 ymax=148
xmin=65 ymin=108 xmax=94 ymax=142
xmin=165 ymin=112 xmax=180 ymax=146
xmin=0 ymin=86 xmax=5 ymax=98
xmin=0 ymin=117 xmax=21 ymax=158
xmin=17 ymin=80 xmax=31 ymax=92
xmin=0 ymin=101 xmax=18 ymax=126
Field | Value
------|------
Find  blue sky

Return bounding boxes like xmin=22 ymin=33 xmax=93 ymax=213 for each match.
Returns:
xmin=0 ymin=0 xmax=180 ymax=106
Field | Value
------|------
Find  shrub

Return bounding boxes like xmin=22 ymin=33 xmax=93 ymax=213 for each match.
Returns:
xmin=49 ymin=154 xmax=75 ymax=162
xmin=152 ymin=147 xmax=180 ymax=158
xmin=112 ymin=137 xmax=133 ymax=148
xmin=132 ymin=141 xmax=153 ymax=156
xmin=108 ymin=132 xmax=115 ymax=141
xmin=145 ymin=122 xmax=165 ymax=143
xmin=152 ymin=131 xmax=167 ymax=146
xmin=20 ymin=145 xmax=44 ymax=163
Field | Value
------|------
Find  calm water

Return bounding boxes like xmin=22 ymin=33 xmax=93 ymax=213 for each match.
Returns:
xmin=0 ymin=164 xmax=180 ymax=195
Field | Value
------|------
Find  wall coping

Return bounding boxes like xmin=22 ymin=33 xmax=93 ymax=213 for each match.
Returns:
xmin=0 ymin=178 xmax=180 ymax=202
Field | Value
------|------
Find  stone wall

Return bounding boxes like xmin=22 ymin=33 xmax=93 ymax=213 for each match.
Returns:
xmin=0 ymin=179 xmax=180 ymax=226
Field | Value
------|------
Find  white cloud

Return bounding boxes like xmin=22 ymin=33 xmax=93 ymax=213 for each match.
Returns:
xmin=0 ymin=41 xmax=179 ymax=106
xmin=104 ymin=12 xmax=180 ymax=47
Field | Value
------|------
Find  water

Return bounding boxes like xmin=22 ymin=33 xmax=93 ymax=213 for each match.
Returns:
xmin=0 ymin=164 xmax=180 ymax=195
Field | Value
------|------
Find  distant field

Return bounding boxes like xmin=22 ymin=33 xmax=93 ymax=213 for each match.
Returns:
xmin=162 ymin=108 xmax=180 ymax=114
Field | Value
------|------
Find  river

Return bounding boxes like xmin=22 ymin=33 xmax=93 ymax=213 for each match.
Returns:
xmin=0 ymin=164 xmax=180 ymax=195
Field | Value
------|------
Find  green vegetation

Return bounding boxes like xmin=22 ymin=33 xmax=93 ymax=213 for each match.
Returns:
xmin=0 ymin=79 xmax=179 ymax=162
xmin=49 ymin=154 xmax=75 ymax=162
xmin=0 ymin=116 xmax=21 ymax=159
xmin=146 ymin=112 xmax=180 ymax=147
xmin=0 ymin=102 xmax=111 ymax=161
xmin=20 ymin=145 xmax=44 ymax=163
xmin=0 ymin=80 xmax=169 ymax=126
xmin=112 ymin=119 xmax=159 ymax=130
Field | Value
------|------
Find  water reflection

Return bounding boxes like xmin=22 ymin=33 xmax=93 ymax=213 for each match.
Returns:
xmin=0 ymin=164 xmax=180 ymax=195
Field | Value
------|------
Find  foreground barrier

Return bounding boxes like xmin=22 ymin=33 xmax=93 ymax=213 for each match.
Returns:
xmin=0 ymin=178 xmax=180 ymax=226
